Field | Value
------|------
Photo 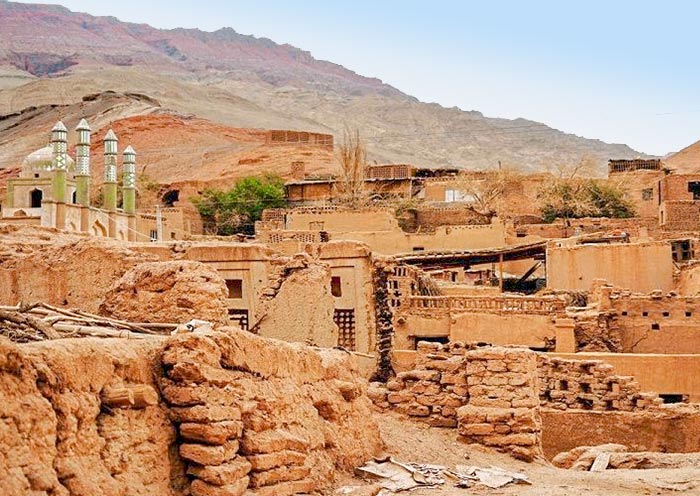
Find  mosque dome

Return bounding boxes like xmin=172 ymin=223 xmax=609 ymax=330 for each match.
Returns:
xmin=20 ymin=146 xmax=75 ymax=177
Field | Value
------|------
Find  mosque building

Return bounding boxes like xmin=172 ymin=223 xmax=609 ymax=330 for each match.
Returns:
xmin=1 ymin=120 xmax=202 ymax=241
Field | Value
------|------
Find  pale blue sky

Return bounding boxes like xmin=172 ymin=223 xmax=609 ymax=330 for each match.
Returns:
xmin=23 ymin=0 xmax=700 ymax=155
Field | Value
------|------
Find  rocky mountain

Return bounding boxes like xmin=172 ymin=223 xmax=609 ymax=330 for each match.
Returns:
xmin=0 ymin=0 xmax=645 ymax=178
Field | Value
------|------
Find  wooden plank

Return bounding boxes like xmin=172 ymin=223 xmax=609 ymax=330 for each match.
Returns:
xmin=590 ymin=452 xmax=611 ymax=472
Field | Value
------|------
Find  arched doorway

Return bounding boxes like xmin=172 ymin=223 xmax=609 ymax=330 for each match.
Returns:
xmin=91 ymin=220 xmax=107 ymax=237
xmin=30 ymin=189 xmax=43 ymax=208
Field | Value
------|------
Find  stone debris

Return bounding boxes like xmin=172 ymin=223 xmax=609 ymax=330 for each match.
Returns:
xmin=355 ymin=457 xmax=530 ymax=492
xmin=553 ymin=444 xmax=700 ymax=471
xmin=450 ymin=465 xmax=531 ymax=489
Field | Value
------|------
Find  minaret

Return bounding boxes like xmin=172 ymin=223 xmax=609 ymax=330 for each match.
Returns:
xmin=122 ymin=145 xmax=136 ymax=215
xmin=75 ymin=119 xmax=91 ymax=206
xmin=103 ymin=129 xmax=118 ymax=211
xmin=50 ymin=121 xmax=68 ymax=203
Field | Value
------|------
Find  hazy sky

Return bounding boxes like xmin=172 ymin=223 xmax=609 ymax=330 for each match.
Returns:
xmin=23 ymin=0 xmax=700 ymax=155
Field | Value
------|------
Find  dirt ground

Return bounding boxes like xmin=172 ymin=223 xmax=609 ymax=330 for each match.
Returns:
xmin=327 ymin=412 xmax=700 ymax=496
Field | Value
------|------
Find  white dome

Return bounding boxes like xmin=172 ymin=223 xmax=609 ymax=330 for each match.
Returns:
xmin=21 ymin=146 xmax=75 ymax=174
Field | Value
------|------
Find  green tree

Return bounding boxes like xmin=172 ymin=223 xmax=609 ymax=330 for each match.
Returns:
xmin=194 ymin=175 xmax=286 ymax=235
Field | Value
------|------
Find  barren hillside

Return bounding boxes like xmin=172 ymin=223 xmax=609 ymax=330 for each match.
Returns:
xmin=0 ymin=0 xmax=646 ymax=175
xmin=665 ymin=139 xmax=700 ymax=173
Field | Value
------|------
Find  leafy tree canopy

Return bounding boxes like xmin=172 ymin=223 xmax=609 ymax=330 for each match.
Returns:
xmin=194 ymin=174 xmax=286 ymax=235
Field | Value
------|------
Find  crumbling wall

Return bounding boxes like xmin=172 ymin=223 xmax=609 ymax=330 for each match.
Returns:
xmin=0 ymin=225 xmax=155 ymax=312
xmin=252 ymin=255 xmax=338 ymax=347
xmin=456 ymin=347 xmax=542 ymax=461
xmin=372 ymin=342 xmax=672 ymax=462
xmin=572 ymin=311 xmax=622 ymax=352
xmin=159 ymin=330 xmax=382 ymax=496
xmin=0 ymin=336 xmax=178 ymax=496
xmin=372 ymin=343 xmax=544 ymax=461
xmin=98 ymin=260 xmax=230 ymax=325
xmin=380 ymin=342 xmax=472 ymax=427
xmin=538 ymin=355 xmax=663 ymax=411
xmin=0 ymin=329 xmax=382 ymax=496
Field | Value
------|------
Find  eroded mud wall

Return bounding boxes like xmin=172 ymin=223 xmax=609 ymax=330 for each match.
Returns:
xmin=0 ymin=329 xmax=382 ymax=496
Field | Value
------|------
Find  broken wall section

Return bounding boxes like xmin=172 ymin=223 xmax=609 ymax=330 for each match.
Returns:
xmin=98 ymin=260 xmax=230 ymax=325
xmin=0 ymin=225 xmax=155 ymax=312
xmin=538 ymin=355 xmax=663 ymax=411
xmin=372 ymin=343 xmax=543 ymax=461
xmin=0 ymin=336 xmax=178 ymax=496
xmin=372 ymin=342 xmax=670 ymax=461
xmin=160 ymin=330 xmax=382 ymax=496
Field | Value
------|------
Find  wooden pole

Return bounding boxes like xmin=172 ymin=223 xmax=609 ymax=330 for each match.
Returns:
xmin=499 ymin=253 xmax=504 ymax=293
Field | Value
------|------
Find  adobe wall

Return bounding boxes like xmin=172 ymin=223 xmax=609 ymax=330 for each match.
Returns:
xmin=0 ymin=226 xmax=155 ymax=312
xmin=265 ymin=130 xmax=333 ymax=150
xmin=285 ymin=182 xmax=333 ymax=203
xmin=541 ymin=409 xmax=700 ymax=459
xmin=0 ymin=336 xmax=177 ymax=496
xmin=311 ymin=241 xmax=377 ymax=354
xmin=328 ymin=222 xmax=507 ymax=255
xmin=134 ymin=240 xmax=376 ymax=354
xmin=410 ymin=205 xmax=489 ymax=230
xmin=677 ymin=262 xmax=700 ymax=295
xmin=137 ymin=207 xmax=204 ymax=241
xmin=659 ymin=200 xmax=700 ymax=230
xmin=660 ymin=173 xmax=700 ymax=202
xmin=0 ymin=330 xmax=382 ymax=496
xmin=286 ymin=209 xmax=399 ymax=232
xmin=393 ymin=295 xmax=565 ymax=350
xmin=600 ymin=290 xmax=700 ymax=353
xmin=421 ymin=173 xmax=547 ymax=216
xmin=260 ymin=209 xmax=507 ymax=255
xmin=513 ymin=217 xmax=657 ymax=240
xmin=546 ymin=241 xmax=673 ymax=293
xmin=136 ymin=242 xmax=278 ymax=332
xmin=161 ymin=330 xmax=381 ymax=496
xmin=373 ymin=344 xmax=698 ymax=461
xmin=616 ymin=169 xmax=664 ymax=219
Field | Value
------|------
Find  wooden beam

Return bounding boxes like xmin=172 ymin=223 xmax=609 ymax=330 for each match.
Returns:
xmin=101 ymin=384 xmax=159 ymax=409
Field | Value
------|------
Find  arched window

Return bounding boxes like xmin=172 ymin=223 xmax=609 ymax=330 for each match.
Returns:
xmin=71 ymin=190 xmax=77 ymax=204
xmin=91 ymin=220 xmax=107 ymax=237
xmin=30 ymin=189 xmax=43 ymax=208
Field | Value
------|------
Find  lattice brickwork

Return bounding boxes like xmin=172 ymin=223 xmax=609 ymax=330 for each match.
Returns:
xmin=334 ymin=309 xmax=356 ymax=350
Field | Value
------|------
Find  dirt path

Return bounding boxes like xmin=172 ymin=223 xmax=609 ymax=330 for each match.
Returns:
xmin=327 ymin=412 xmax=700 ymax=495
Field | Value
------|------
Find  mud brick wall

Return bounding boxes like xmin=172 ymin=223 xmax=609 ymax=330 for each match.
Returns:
xmin=160 ymin=330 xmax=381 ymax=496
xmin=378 ymin=342 xmax=473 ymax=427
xmin=0 ymin=337 xmax=178 ymax=496
xmin=456 ymin=348 xmax=543 ymax=461
xmin=413 ymin=206 xmax=489 ymax=229
xmin=537 ymin=356 xmax=663 ymax=411
xmin=373 ymin=343 xmax=544 ymax=460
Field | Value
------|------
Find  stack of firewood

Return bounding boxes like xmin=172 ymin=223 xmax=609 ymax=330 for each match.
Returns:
xmin=0 ymin=302 xmax=177 ymax=342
